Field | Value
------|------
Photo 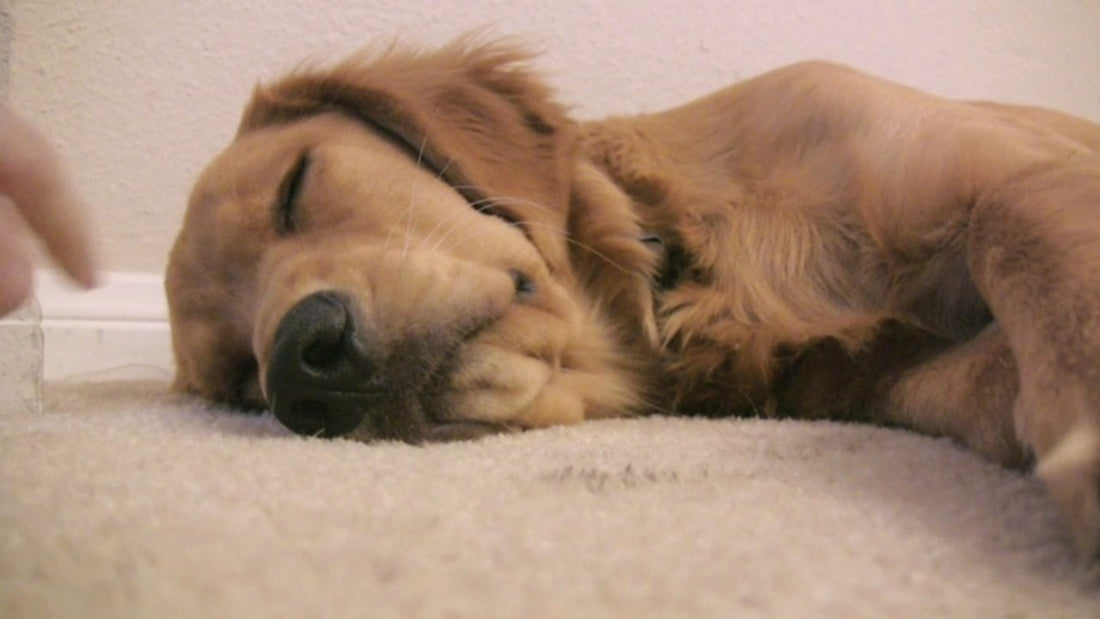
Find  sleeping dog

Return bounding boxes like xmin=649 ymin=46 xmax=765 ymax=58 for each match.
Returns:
xmin=166 ymin=36 xmax=1100 ymax=560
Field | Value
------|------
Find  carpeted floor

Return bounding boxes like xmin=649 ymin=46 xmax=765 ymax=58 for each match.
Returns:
xmin=1 ymin=379 xmax=1098 ymax=617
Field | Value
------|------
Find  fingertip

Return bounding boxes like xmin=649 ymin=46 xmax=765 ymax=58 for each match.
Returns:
xmin=76 ymin=265 xmax=102 ymax=290
xmin=56 ymin=246 xmax=101 ymax=291
xmin=40 ymin=192 xmax=101 ymax=291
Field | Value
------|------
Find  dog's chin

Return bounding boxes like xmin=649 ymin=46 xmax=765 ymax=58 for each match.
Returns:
xmin=288 ymin=386 xmax=521 ymax=444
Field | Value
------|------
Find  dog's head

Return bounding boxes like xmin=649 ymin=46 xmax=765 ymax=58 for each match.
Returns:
xmin=166 ymin=39 xmax=649 ymax=442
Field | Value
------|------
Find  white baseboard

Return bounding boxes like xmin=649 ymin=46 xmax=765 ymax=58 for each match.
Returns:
xmin=31 ymin=270 xmax=173 ymax=382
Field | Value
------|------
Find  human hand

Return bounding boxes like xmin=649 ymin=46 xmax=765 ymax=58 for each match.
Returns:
xmin=0 ymin=107 xmax=98 ymax=316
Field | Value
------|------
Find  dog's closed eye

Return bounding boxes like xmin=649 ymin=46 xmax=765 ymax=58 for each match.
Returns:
xmin=275 ymin=151 xmax=312 ymax=235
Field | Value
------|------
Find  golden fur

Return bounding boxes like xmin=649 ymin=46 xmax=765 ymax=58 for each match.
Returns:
xmin=167 ymin=37 xmax=1100 ymax=559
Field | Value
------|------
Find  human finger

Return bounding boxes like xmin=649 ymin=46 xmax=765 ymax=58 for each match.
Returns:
xmin=0 ymin=107 xmax=98 ymax=288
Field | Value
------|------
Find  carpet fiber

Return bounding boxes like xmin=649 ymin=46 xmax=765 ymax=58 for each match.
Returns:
xmin=2 ymin=379 xmax=1099 ymax=617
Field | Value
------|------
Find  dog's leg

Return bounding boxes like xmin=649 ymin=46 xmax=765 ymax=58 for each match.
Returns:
xmin=875 ymin=324 xmax=1026 ymax=468
xmin=967 ymin=159 xmax=1100 ymax=560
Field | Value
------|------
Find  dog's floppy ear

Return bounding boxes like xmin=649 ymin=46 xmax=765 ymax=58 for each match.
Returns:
xmin=238 ymin=36 xmax=576 ymax=273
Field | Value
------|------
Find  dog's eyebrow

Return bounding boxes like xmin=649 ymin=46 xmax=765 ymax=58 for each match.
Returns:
xmin=333 ymin=109 xmax=509 ymax=219
xmin=348 ymin=111 xmax=534 ymax=236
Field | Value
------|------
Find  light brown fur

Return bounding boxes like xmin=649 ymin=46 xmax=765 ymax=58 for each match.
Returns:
xmin=167 ymin=37 xmax=1100 ymax=560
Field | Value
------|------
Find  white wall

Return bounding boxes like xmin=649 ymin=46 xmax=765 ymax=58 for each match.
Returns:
xmin=10 ymin=0 xmax=1100 ymax=274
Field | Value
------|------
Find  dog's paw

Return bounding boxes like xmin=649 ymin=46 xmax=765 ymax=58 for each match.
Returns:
xmin=1036 ymin=423 xmax=1100 ymax=562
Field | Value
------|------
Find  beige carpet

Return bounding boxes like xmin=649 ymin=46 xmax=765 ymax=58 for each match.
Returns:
xmin=1 ymin=379 xmax=1098 ymax=618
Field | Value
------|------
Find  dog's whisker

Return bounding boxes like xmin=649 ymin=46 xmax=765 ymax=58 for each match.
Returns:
xmin=402 ymin=106 xmax=441 ymax=261
xmin=428 ymin=199 xmax=537 ymax=253
xmin=420 ymin=191 xmax=635 ymax=276
xmin=435 ymin=157 xmax=455 ymax=181
xmin=422 ymin=158 xmax=460 ymax=251
xmin=424 ymin=215 xmax=466 ymax=256
xmin=439 ymin=225 xmax=528 ymax=255
xmin=383 ymin=223 xmax=400 ymax=253
xmin=402 ymin=181 xmax=420 ymax=260
xmin=457 ymin=192 xmax=560 ymax=217
xmin=420 ymin=184 xmax=484 ymax=255
xmin=401 ymin=179 xmax=418 ymax=260
xmin=521 ymin=221 xmax=636 ymax=276
xmin=433 ymin=216 xmax=635 ymax=278
xmin=426 ymin=200 xmax=528 ymax=254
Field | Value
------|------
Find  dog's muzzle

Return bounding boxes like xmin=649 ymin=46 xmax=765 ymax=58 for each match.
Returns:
xmin=265 ymin=290 xmax=457 ymax=441
xmin=265 ymin=291 xmax=380 ymax=437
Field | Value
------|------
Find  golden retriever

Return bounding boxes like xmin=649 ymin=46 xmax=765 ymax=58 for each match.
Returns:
xmin=166 ymin=36 xmax=1100 ymax=560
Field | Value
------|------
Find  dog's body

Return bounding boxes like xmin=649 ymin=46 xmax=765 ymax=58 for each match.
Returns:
xmin=167 ymin=38 xmax=1100 ymax=559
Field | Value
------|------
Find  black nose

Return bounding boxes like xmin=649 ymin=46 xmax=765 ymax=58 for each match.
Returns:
xmin=265 ymin=291 xmax=377 ymax=437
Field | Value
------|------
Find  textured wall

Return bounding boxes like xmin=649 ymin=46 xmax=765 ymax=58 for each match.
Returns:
xmin=10 ymin=0 xmax=1100 ymax=273
xmin=0 ymin=0 xmax=9 ymax=101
